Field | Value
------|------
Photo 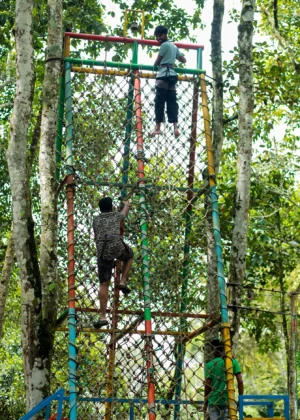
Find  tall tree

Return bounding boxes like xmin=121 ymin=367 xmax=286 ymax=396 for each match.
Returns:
xmin=6 ymin=0 xmax=62 ymax=410
xmin=39 ymin=0 xmax=62 ymax=356
xmin=211 ymin=0 xmax=224 ymax=176
xmin=204 ymin=0 xmax=225 ymax=361
xmin=229 ymin=0 xmax=256 ymax=351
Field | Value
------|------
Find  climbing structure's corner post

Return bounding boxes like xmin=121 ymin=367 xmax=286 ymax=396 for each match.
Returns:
xmin=197 ymin=48 xmax=203 ymax=70
xmin=56 ymin=35 xmax=69 ymax=182
xmin=65 ymin=34 xmax=77 ymax=420
xmin=56 ymin=72 xmax=65 ymax=182
xmin=133 ymin=45 xmax=156 ymax=419
xmin=200 ymin=74 xmax=236 ymax=420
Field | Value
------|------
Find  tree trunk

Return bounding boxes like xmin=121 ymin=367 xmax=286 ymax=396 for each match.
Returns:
xmin=229 ymin=0 xmax=255 ymax=352
xmin=211 ymin=0 xmax=224 ymax=176
xmin=39 ymin=0 xmax=62 ymax=351
xmin=6 ymin=0 xmax=62 ymax=411
xmin=0 ymin=229 xmax=15 ymax=340
xmin=204 ymin=0 xmax=224 ymax=361
xmin=6 ymin=0 xmax=44 ymax=410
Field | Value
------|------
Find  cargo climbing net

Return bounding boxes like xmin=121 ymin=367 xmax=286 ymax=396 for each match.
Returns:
xmin=52 ymin=32 xmax=237 ymax=420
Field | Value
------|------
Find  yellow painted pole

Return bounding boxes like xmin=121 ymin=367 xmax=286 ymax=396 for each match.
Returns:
xmin=64 ymin=35 xmax=71 ymax=58
xmin=200 ymin=74 xmax=237 ymax=420
xmin=71 ymin=67 xmax=196 ymax=81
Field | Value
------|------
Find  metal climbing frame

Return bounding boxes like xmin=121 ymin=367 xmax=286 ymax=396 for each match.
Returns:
xmin=53 ymin=32 xmax=236 ymax=420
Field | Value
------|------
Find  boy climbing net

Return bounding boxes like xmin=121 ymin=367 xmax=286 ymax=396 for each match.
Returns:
xmin=93 ymin=197 xmax=134 ymax=328
xmin=150 ymin=25 xmax=187 ymax=138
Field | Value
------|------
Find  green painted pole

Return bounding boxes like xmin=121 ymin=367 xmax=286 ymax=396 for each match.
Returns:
xmin=173 ymin=211 xmax=191 ymax=419
xmin=120 ymin=42 xmax=137 ymax=199
xmin=64 ymin=58 xmax=205 ymax=75
xmin=56 ymin=73 xmax=65 ymax=181
xmin=173 ymin=80 xmax=199 ymax=419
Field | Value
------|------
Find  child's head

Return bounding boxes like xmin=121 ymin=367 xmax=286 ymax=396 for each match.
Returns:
xmin=99 ymin=196 xmax=113 ymax=213
xmin=154 ymin=25 xmax=168 ymax=43
xmin=210 ymin=339 xmax=224 ymax=358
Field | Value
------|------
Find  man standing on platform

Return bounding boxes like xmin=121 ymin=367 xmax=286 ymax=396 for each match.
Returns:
xmin=150 ymin=25 xmax=186 ymax=138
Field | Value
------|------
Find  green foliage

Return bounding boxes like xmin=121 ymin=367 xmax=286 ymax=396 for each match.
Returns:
xmin=0 ymin=271 xmax=24 ymax=419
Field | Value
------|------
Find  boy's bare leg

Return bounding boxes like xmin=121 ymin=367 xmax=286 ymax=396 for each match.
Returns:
xmin=99 ymin=281 xmax=110 ymax=320
xmin=173 ymin=122 xmax=180 ymax=138
xmin=150 ymin=123 xmax=162 ymax=137
xmin=120 ymin=258 xmax=133 ymax=285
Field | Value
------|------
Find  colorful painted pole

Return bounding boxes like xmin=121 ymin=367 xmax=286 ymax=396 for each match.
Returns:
xmin=173 ymin=81 xmax=199 ymax=420
xmin=65 ymin=32 xmax=204 ymax=50
xmin=134 ymin=68 xmax=156 ymax=419
xmin=104 ymin=43 xmax=137 ymax=420
xmin=64 ymin=57 xmax=204 ymax=76
xmin=56 ymin=74 xmax=65 ymax=182
xmin=200 ymin=74 xmax=236 ymax=420
xmin=65 ymin=55 xmax=77 ymax=419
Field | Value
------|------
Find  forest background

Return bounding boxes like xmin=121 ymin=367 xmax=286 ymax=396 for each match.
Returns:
xmin=0 ymin=0 xmax=299 ymax=419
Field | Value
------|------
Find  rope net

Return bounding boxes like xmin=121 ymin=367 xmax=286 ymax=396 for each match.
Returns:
xmin=53 ymin=61 xmax=230 ymax=419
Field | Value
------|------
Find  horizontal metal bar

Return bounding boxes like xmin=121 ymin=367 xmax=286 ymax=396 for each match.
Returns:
xmin=78 ymin=181 xmax=205 ymax=195
xmin=65 ymin=58 xmax=204 ymax=75
xmin=244 ymin=418 xmax=285 ymax=420
xmin=65 ymin=32 xmax=204 ymax=50
xmin=182 ymin=318 xmax=220 ymax=343
xmin=76 ymin=307 xmax=211 ymax=319
xmin=56 ymin=327 xmax=199 ymax=336
xmin=72 ymin=66 xmax=197 ymax=81
xmin=240 ymin=395 xmax=288 ymax=400
xmin=61 ymin=396 xmax=203 ymax=405
xmin=242 ymin=402 xmax=275 ymax=406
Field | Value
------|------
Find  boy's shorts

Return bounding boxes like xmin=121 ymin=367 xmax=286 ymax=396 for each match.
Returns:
xmin=97 ymin=244 xmax=133 ymax=284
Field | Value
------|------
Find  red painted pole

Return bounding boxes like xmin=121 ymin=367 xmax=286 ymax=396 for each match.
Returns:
xmin=65 ymin=32 xmax=204 ymax=51
xmin=134 ymin=71 xmax=156 ymax=420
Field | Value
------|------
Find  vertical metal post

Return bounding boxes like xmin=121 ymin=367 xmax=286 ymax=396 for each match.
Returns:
xmin=200 ymin=74 xmax=236 ymax=420
xmin=173 ymin=81 xmax=199 ymax=420
xmin=238 ymin=396 xmax=244 ymax=420
xmin=121 ymin=42 xmax=137 ymax=198
xmin=105 ymin=43 xmax=137 ymax=420
xmin=56 ymin=74 xmax=65 ymax=182
xmin=130 ymin=404 xmax=135 ymax=419
xmin=45 ymin=404 xmax=51 ymax=420
xmin=65 ymin=44 xmax=77 ymax=419
xmin=56 ymin=36 xmax=70 ymax=181
xmin=134 ymin=61 xmax=156 ymax=419
xmin=197 ymin=48 xmax=203 ymax=70
xmin=284 ymin=395 xmax=290 ymax=420
xmin=267 ymin=402 xmax=274 ymax=417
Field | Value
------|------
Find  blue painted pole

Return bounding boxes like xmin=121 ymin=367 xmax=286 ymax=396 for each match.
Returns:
xmin=45 ymin=404 xmax=51 ymax=420
xmin=283 ymin=395 xmax=289 ymax=420
xmin=267 ymin=402 xmax=274 ymax=417
xmin=130 ymin=404 xmax=135 ymax=419
xmin=197 ymin=48 xmax=203 ymax=71
xmin=239 ymin=396 xmax=244 ymax=420
xmin=65 ymin=60 xmax=77 ymax=420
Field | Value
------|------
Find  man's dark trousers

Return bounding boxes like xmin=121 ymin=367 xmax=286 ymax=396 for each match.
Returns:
xmin=154 ymin=80 xmax=179 ymax=123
